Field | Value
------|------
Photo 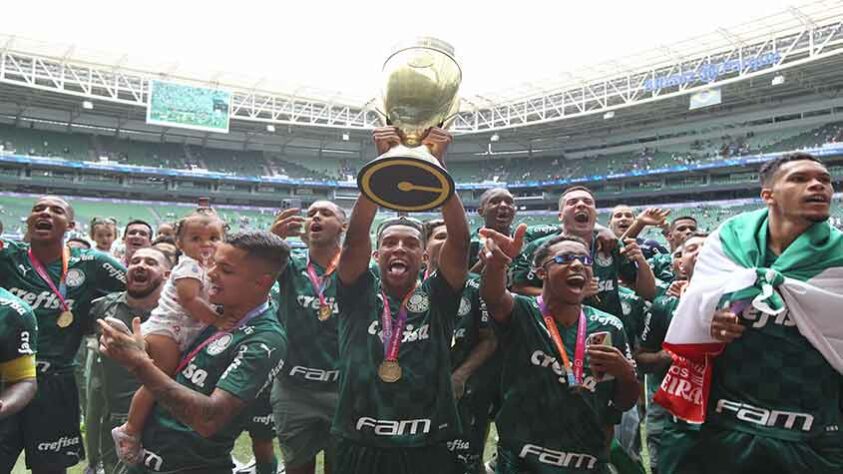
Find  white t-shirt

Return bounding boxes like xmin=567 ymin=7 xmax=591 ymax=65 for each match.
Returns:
xmin=142 ymin=255 xmax=210 ymax=351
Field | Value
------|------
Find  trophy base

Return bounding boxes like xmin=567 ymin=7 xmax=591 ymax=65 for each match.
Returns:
xmin=357 ymin=144 xmax=455 ymax=212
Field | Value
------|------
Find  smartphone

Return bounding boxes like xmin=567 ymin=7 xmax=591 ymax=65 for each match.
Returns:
xmin=104 ymin=317 xmax=132 ymax=335
xmin=586 ymin=331 xmax=612 ymax=348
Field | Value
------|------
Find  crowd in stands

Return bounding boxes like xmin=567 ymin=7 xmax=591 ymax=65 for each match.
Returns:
xmin=1 ymin=121 xmax=841 ymax=185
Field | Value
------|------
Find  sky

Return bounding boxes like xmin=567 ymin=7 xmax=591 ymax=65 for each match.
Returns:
xmin=2 ymin=0 xmax=819 ymax=102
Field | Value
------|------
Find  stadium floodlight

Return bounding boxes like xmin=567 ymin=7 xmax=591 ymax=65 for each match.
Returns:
xmin=772 ymin=74 xmax=786 ymax=86
xmin=490 ymin=133 xmax=500 ymax=142
xmin=266 ymin=124 xmax=276 ymax=132
xmin=603 ymin=111 xmax=615 ymax=119
xmin=82 ymin=100 xmax=93 ymax=110
xmin=342 ymin=132 xmax=350 ymax=141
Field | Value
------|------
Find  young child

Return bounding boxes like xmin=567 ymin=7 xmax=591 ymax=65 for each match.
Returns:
xmin=111 ymin=208 xmax=229 ymax=464
xmin=89 ymin=217 xmax=118 ymax=254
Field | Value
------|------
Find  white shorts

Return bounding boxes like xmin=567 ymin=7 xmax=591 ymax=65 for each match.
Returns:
xmin=141 ymin=313 xmax=207 ymax=353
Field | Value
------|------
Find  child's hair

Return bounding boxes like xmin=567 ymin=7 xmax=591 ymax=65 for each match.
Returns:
xmin=174 ymin=207 xmax=229 ymax=241
xmin=89 ymin=217 xmax=118 ymax=239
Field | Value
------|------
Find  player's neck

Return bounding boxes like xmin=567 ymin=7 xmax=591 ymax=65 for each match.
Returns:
xmin=767 ymin=210 xmax=812 ymax=255
xmin=225 ymin=294 xmax=267 ymax=322
xmin=485 ymin=223 xmax=511 ymax=236
xmin=541 ymin=290 xmax=581 ymax=327
xmin=29 ymin=239 xmax=64 ymax=263
xmin=308 ymin=242 xmax=340 ymax=268
xmin=562 ymin=224 xmax=593 ymax=245
xmin=383 ymin=280 xmax=416 ymax=300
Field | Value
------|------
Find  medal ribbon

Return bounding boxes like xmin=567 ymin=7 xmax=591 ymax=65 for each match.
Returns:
xmin=537 ymin=296 xmax=587 ymax=387
xmin=305 ymin=252 xmax=340 ymax=309
xmin=379 ymin=285 xmax=416 ymax=362
xmin=27 ymin=247 xmax=70 ymax=312
xmin=175 ymin=301 xmax=269 ymax=373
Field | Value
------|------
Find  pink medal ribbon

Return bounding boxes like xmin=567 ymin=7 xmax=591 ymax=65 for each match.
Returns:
xmin=28 ymin=247 xmax=71 ymax=312
xmin=304 ymin=252 xmax=340 ymax=316
xmin=379 ymin=286 xmax=416 ymax=363
xmin=537 ymin=296 xmax=587 ymax=388
xmin=175 ymin=301 xmax=269 ymax=373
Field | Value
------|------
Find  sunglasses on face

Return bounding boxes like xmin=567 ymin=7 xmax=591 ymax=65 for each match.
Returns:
xmin=542 ymin=253 xmax=593 ymax=268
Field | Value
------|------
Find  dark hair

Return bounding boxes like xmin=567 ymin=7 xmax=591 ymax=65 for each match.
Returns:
xmin=557 ymin=186 xmax=595 ymax=209
xmin=226 ymin=231 xmax=291 ymax=278
xmin=670 ymin=216 xmax=697 ymax=230
xmin=478 ymin=187 xmax=512 ymax=209
xmin=759 ymin=152 xmax=823 ymax=186
xmin=423 ymin=219 xmax=446 ymax=243
xmin=532 ymin=234 xmax=590 ymax=269
xmin=66 ymin=237 xmax=91 ymax=249
xmin=130 ymin=246 xmax=174 ymax=269
xmin=152 ymin=235 xmax=176 ymax=247
xmin=124 ymin=219 xmax=153 ymax=239
xmin=175 ymin=208 xmax=228 ymax=240
xmin=376 ymin=216 xmax=425 ymax=246
xmin=89 ymin=217 xmax=118 ymax=239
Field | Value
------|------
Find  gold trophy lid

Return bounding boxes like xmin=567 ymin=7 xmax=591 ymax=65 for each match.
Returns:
xmin=384 ymin=37 xmax=459 ymax=71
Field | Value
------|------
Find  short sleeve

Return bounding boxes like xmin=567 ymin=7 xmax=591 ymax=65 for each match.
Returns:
xmin=171 ymin=257 xmax=204 ymax=283
xmin=639 ymin=296 xmax=675 ymax=352
xmin=509 ymin=240 xmax=540 ymax=287
xmin=92 ymin=251 xmax=127 ymax=294
xmin=336 ymin=269 xmax=376 ymax=314
xmin=616 ymin=245 xmax=638 ymax=283
xmin=216 ymin=332 xmax=285 ymax=402
xmin=0 ymin=302 xmax=37 ymax=363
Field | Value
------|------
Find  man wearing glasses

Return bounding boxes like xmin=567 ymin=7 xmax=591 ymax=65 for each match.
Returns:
xmin=480 ymin=227 xmax=640 ymax=473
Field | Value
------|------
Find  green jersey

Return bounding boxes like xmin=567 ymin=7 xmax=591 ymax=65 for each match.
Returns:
xmin=88 ymin=292 xmax=152 ymax=416
xmin=648 ymin=253 xmax=674 ymax=282
xmin=709 ymin=252 xmax=842 ymax=441
xmin=510 ymin=231 xmax=637 ymax=317
xmin=618 ymin=286 xmax=648 ymax=346
xmin=276 ymin=250 xmax=340 ymax=390
xmin=138 ymin=305 xmax=287 ymax=472
xmin=0 ymin=240 xmax=125 ymax=373
xmin=450 ymin=276 xmax=490 ymax=371
xmin=0 ymin=287 xmax=37 ymax=387
xmin=494 ymin=298 xmax=634 ymax=469
xmin=333 ymin=270 xmax=462 ymax=448
xmin=639 ymin=295 xmax=680 ymax=434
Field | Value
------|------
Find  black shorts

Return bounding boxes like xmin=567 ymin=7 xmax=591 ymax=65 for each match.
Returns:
xmin=0 ymin=370 xmax=85 ymax=471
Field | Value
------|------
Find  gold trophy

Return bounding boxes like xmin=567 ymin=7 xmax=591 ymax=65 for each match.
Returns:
xmin=357 ymin=37 xmax=462 ymax=212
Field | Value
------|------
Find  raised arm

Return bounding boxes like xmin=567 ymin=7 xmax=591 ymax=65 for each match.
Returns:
xmin=98 ymin=318 xmax=245 ymax=438
xmin=621 ymin=208 xmax=670 ymax=241
xmin=338 ymin=127 xmax=400 ymax=285
xmin=426 ymin=129 xmax=470 ymax=291
xmin=480 ymin=225 xmax=526 ymax=324
xmin=621 ymin=238 xmax=657 ymax=301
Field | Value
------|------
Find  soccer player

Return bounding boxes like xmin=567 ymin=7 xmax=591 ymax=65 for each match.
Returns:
xmin=635 ymin=233 xmax=706 ymax=474
xmin=468 ymin=188 xmax=516 ymax=271
xmin=0 ymin=288 xmax=38 ymax=422
xmin=332 ymin=126 xmax=469 ymax=474
xmin=671 ymin=154 xmax=842 ymax=472
xmin=511 ymin=186 xmax=657 ymax=315
xmin=0 ymin=195 xmax=127 ymax=474
xmin=121 ymin=220 xmax=153 ymax=265
xmin=98 ymin=231 xmax=290 ymax=474
xmin=425 ymin=219 xmax=498 ymax=473
xmin=85 ymin=247 xmax=172 ymax=474
xmin=647 ymin=216 xmax=697 ymax=283
xmin=269 ymin=200 xmax=348 ymax=474
xmin=607 ymin=205 xmax=669 ymax=259
xmin=480 ymin=227 xmax=640 ymax=472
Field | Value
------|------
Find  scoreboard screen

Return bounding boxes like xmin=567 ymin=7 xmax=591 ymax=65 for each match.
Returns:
xmin=146 ymin=80 xmax=231 ymax=133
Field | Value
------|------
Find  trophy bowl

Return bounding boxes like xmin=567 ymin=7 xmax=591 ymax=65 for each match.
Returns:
xmin=357 ymin=37 xmax=461 ymax=212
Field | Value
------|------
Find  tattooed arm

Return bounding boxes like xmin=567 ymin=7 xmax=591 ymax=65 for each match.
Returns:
xmin=97 ymin=317 xmax=245 ymax=437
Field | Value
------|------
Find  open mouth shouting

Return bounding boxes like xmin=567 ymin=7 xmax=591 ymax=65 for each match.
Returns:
xmin=386 ymin=258 xmax=409 ymax=279
xmin=573 ymin=210 xmax=591 ymax=224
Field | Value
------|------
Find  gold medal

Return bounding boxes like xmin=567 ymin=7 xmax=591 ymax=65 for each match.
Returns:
xmin=57 ymin=310 xmax=74 ymax=328
xmin=378 ymin=360 xmax=402 ymax=383
xmin=318 ymin=304 xmax=332 ymax=321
